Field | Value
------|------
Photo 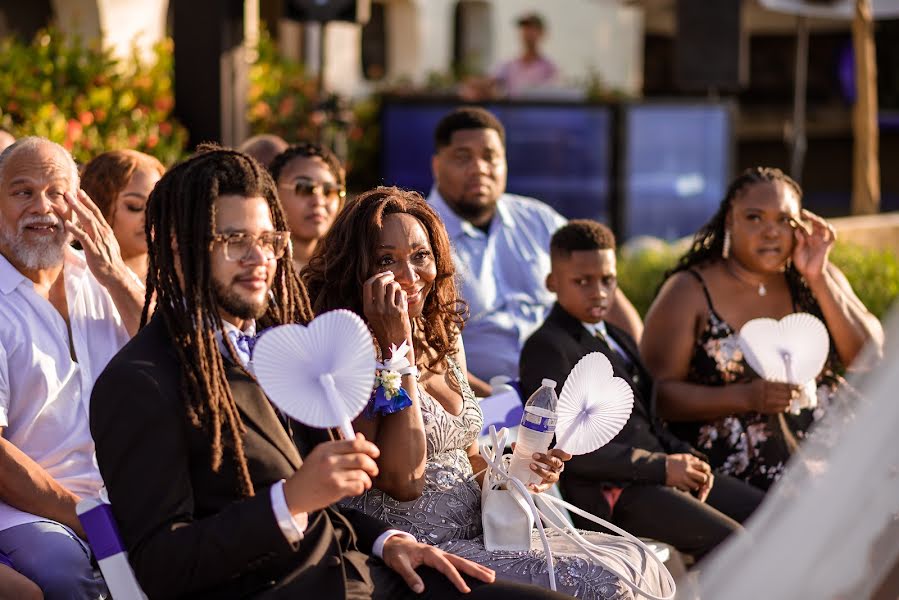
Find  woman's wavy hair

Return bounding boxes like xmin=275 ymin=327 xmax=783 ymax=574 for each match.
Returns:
xmin=80 ymin=149 xmax=165 ymax=223
xmin=662 ymin=166 xmax=822 ymax=318
xmin=303 ymin=186 xmax=466 ymax=369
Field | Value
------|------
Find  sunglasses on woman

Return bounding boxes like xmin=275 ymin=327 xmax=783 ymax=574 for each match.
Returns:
xmin=280 ymin=177 xmax=346 ymax=200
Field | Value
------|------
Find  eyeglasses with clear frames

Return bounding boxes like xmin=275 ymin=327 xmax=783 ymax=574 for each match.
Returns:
xmin=212 ymin=231 xmax=291 ymax=262
xmin=279 ymin=177 xmax=346 ymax=200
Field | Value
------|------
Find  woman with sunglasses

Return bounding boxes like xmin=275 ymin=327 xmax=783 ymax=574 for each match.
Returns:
xmin=269 ymin=143 xmax=347 ymax=271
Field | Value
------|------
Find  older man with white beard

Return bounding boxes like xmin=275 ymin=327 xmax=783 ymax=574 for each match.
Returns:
xmin=0 ymin=137 xmax=144 ymax=598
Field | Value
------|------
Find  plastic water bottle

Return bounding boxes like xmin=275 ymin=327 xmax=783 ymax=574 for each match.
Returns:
xmin=507 ymin=378 xmax=558 ymax=487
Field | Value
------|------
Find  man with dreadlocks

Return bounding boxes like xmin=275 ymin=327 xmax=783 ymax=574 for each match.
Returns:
xmin=90 ymin=147 xmax=569 ymax=600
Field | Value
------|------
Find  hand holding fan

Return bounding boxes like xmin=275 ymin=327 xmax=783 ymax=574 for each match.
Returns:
xmin=738 ymin=313 xmax=829 ymax=413
xmin=253 ymin=310 xmax=376 ymax=440
xmin=554 ymin=352 xmax=634 ymax=455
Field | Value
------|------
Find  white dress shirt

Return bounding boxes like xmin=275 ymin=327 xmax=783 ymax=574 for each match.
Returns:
xmin=217 ymin=320 xmax=413 ymax=554
xmin=0 ymin=248 xmax=129 ymax=532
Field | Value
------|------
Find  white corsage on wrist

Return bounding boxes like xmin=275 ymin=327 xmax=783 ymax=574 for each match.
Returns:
xmin=366 ymin=341 xmax=415 ymax=417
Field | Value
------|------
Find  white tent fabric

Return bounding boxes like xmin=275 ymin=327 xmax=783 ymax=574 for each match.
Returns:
xmin=677 ymin=307 xmax=899 ymax=599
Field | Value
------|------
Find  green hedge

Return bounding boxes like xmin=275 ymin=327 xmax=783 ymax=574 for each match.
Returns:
xmin=618 ymin=241 xmax=898 ymax=320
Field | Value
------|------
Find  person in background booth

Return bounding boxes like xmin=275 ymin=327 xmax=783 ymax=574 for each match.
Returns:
xmin=80 ymin=149 xmax=165 ymax=287
xmin=641 ymin=167 xmax=883 ymax=491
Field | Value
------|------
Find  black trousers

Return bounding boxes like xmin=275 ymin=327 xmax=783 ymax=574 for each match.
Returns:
xmin=610 ymin=474 xmax=763 ymax=560
xmin=262 ymin=550 xmax=571 ymax=600
xmin=357 ymin=554 xmax=574 ymax=600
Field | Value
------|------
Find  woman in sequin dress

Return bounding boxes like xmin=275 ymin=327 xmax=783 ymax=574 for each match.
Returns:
xmin=303 ymin=187 xmax=672 ymax=600
xmin=641 ymin=168 xmax=883 ymax=491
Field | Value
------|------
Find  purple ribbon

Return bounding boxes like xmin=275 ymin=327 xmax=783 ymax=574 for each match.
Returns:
xmin=79 ymin=503 xmax=126 ymax=560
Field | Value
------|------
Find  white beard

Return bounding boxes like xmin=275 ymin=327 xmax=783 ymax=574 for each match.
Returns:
xmin=0 ymin=217 xmax=68 ymax=270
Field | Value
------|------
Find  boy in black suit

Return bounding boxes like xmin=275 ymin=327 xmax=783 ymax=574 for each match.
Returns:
xmin=520 ymin=220 xmax=763 ymax=560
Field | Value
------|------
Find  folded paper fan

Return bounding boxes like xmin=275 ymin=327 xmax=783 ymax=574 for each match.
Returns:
xmin=738 ymin=313 xmax=829 ymax=384
xmin=253 ymin=309 xmax=376 ymax=440
xmin=555 ymin=352 xmax=634 ymax=455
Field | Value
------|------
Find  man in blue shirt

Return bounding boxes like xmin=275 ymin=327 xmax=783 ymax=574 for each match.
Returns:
xmin=427 ymin=107 xmax=643 ymax=394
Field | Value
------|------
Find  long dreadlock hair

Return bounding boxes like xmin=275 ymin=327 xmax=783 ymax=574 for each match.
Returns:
xmin=142 ymin=145 xmax=314 ymax=496
xmin=662 ymin=166 xmax=822 ymax=321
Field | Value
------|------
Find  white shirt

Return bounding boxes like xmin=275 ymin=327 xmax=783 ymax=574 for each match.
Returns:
xmin=0 ymin=248 xmax=130 ymax=532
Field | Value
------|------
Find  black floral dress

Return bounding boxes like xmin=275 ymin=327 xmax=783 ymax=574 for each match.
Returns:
xmin=672 ymin=270 xmax=845 ymax=491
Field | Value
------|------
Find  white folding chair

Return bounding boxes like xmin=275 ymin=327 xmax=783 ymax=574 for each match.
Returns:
xmin=76 ymin=497 xmax=147 ymax=600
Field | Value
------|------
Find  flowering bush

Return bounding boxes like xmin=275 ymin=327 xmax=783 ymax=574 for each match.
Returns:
xmin=0 ymin=28 xmax=187 ymax=165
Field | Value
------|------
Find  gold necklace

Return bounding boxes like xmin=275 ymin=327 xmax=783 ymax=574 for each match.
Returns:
xmin=724 ymin=261 xmax=767 ymax=296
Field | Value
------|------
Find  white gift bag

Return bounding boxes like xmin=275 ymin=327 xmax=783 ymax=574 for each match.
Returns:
xmin=482 ymin=480 xmax=534 ymax=551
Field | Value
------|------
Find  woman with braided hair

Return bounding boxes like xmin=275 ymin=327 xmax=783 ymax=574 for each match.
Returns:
xmin=641 ymin=167 xmax=883 ymax=491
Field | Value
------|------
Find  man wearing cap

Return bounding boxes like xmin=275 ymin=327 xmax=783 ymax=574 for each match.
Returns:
xmin=493 ymin=12 xmax=558 ymax=97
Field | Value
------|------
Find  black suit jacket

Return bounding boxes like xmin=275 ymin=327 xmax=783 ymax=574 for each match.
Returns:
xmin=519 ymin=303 xmax=698 ymax=519
xmin=90 ymin=317 xmax=390 ymax=600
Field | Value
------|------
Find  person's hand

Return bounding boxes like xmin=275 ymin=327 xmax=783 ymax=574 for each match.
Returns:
xmin=381 ymin=534 xmax=495 ymax=594
xmin=746 ymin=379 xmax=800 ymax=415
xmin=665 ymin=453 xmax=713 ymax=500
xmin=363 ymin=271 xmax=412 ymax=353
xmin=283 ymin=433 xmax=380 ymax=514
xmin=792 ymin=209 xmax=836 ymax=285
xmin=510 ymin=443 xmax=572 ymax=493
xmin=58 ymin=190 xmax=129 ymax=287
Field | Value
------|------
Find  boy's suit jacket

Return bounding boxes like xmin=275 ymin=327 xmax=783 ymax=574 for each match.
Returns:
xmin=520 ymin=303 xmax=701 ymax=520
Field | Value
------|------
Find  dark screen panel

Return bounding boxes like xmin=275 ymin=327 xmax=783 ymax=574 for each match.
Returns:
xmin=623 ymin=104 xmax=732 ymax=240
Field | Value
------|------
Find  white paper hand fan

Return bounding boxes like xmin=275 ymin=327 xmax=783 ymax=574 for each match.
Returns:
xmin=738 ymin=312 xmax=829 ymax=384
xmin=252 ymin=309 xmax=376 ymax=440
xmin=738 ymin=313 xmax=829 ymax=413
xmin=554 ymin=352 xmax=634 ymax=455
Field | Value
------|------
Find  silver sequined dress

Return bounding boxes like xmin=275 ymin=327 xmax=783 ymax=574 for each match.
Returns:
xmin=343 ymin=359 xmax=672 ymax=599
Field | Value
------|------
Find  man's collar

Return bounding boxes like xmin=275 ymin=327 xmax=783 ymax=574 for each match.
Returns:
xmin=220 ymin=319 xmax=256 ymax=338
xmin=0 ymin=253 xmax=25 ymax=295
xmin=428 ymin=188 xmax=512 ymax=238
xmin=581 ymin=320 xmax=608 ymax=339
xmin=428 ymin=188 xmax=465 ymax=239
xmin=0 ymin=246 xmax=85 ymax=295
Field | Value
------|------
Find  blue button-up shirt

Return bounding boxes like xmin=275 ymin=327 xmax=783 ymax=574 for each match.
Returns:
xmin=428 ymin=188 xmax=566 ymax=381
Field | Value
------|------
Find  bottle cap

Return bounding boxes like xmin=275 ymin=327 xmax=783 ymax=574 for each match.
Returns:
xmin=541 ymin=378 xmax=557 ymax=388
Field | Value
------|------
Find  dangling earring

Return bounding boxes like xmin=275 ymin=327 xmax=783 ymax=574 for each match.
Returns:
xmin=722 ymin=230 xmax=731 ymax=259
